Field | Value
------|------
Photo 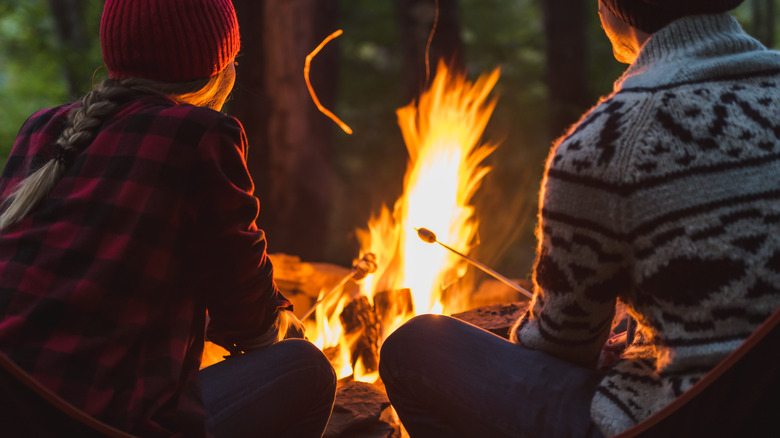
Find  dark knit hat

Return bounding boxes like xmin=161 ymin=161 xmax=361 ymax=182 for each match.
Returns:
xmin=100 ymin=0 xmax=240 ymax=82
xmin=601 ymin=0 xmax=745 ymax=33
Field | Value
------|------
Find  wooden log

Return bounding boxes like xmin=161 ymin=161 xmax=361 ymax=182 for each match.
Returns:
xmin=373 ymin=288 xmax=414 ymax=334
xmin=267 ymin=253 xmax=358 ymax=320
xmin=340 ymin=295 xmax=380 ymax=374
xmin=470 ymin=278 xmax=534 ymax=308
xmin=451 ymin=301 xmax=529 ymax=339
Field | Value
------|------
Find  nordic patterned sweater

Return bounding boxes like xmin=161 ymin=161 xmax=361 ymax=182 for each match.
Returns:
xmin=509 ymin=14 xmax=780 ymax=436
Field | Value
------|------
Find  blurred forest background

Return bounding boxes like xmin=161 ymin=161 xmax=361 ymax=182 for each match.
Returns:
xmin=0 ymin=0 xmax=777 ymax=281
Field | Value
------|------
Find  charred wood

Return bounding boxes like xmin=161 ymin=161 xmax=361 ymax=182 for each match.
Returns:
xmin=373 ymin=288 xmax=414 ymax=332
xmin=340 ymin=295 xmax=381 ymax=375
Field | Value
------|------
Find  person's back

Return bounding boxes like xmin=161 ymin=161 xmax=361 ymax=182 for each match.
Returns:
xmin=524 ymin=10 xmax=780 ymax=433
xmin=378 ymin=2 xmax=780 ymax=437
xmin=0 ymin=96 xmax=255 ymax=435
xmin=0 ymin=1 xmax=336 ymax=436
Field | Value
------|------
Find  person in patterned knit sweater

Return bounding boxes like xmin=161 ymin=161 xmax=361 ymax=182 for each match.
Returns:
xmin=0 ymin=0 xmax=336 ymax=437
xmin=379 ymin=0 xmax=780 ymax=436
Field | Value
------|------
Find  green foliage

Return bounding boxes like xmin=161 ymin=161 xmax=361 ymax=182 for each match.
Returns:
xmin=457 ymin=0 xmax=549 ymax=275
xmin=0 ymin=0 xmax=65 ymax=170
xmin=0 ymin=0 xmax=103 ymax=170
xmin=326 ymin=0 xmax=406 ymax=262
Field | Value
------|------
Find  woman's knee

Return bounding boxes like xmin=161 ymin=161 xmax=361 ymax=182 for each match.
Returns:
xmin=230 ymin=338 xmax=336 ymax=401
xmin=383 ymin=314 xmax=458 ymax=348
xmin=379 ymin=314 xmax=456 ymax=376
xmin=281 ymin=339 xmax=337 ymax=387
xmin=202 ymin=340 xmax=336 ymax=437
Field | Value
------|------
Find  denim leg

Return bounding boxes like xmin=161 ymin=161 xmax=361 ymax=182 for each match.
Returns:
xmin=200 ymin=339 xmax=337 ymax=438
xmin=379 ymin=314 xmax=605 ymax=438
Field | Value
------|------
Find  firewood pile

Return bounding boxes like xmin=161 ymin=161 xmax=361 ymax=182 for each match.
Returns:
xmin=269 ymin=253 xmax=360 ymax=315
xmin=269 ymin=253 xmax=531 ymax=438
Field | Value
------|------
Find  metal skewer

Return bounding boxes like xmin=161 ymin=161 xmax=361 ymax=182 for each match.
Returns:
xmin=415 ymin=227 xmax=532 ymax=299
xmin=300 ymin=252 xmax=378 ymax=322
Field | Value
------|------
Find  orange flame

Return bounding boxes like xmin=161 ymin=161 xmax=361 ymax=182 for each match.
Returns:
xmin=204 ymin=63 xmax=502 ymax=382
xmin=303 ymin=62 xmax=501 ymax=381
xmin=361 ymin=60 xmax=499 ymax=314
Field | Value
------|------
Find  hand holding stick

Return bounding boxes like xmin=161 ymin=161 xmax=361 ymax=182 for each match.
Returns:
xmin=300 ymin=252 xmax=378 ymax=321
xmin=416 ymin=227 xmax=532 ymax=299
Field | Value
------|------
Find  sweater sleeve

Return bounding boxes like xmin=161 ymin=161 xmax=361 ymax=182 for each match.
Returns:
xmin=191 ymin=114 xmax=291 ymax=351
xmin=510 ymin=97 xmax=635 ymax=367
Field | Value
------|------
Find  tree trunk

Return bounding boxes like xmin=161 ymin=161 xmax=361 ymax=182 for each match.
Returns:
xmin=396 ymin=0 xmax=464 ymax=103
xmin=231 ymin=0 xmax=338 ymax=261
xmin=47 ymin=0 xmax=92 ymax=97
xmin=541 ymin=0 xmax=590 ymax=139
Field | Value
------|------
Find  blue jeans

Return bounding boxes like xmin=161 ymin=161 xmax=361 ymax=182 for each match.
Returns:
xmin=379 ymin=314 xmax=605 ymax=438
xmin=200 ymin=339 xmax=337 ymax=438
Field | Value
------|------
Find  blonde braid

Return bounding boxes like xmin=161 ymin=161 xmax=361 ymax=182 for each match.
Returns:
xmin=0 ymin=71 xmax=224 ymax=231
xmin=0 ymin=79 xmax=153 ymax=231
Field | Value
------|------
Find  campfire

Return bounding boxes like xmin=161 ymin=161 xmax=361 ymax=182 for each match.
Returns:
xmin=305 ymin=61 xmax=502 ymax=381
xmin=201 ymin=61 xmax=525 ymax=436
xmin=203 ymin=61 xmax=509 ymax=365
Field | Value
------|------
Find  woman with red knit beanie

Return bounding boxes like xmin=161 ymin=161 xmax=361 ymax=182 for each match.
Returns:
xmin=0 ymin=1 xmax=336 ymax=437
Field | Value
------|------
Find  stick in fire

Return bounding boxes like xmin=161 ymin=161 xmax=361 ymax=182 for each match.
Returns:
xmin=415 ymin=227 xmax=533 ymax=299
xmin=300 ymin=252 xmax=378 ymax=322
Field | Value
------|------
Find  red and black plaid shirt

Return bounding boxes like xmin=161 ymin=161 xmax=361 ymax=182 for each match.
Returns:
xmin=0 ymin=95 xmax=290 ymax=437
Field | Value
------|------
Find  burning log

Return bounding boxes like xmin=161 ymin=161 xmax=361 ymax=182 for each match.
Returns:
xmin=339 ymin=288 xmax=415 ymax=377
xmin=301 ymin=253 xmax=378 ymax=322
xmin=340 ymin=295 xmax=381 ymax=375
xmin=267 ymin=253 xmax=358 ymax=318
xmin=373 ymin=288 xmax=414 ymax=333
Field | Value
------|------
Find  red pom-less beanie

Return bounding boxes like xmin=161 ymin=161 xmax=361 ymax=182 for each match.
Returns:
xmin=601 ymin=0 xmax=745 ymax=33
xmin=100 ymin=0 xmax=241 ymax=82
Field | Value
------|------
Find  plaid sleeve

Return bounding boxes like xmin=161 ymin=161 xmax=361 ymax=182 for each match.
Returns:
xmin=190 ymin=113 xmax=291 ymax=351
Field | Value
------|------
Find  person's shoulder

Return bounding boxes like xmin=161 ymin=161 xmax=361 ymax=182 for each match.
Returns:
xmin=18 ymin=102 xmax=79 ymax=137
xmin=153 ymin=101 xmax=243 ymax=136
xmin=114 ymin=97 xmax=244 ymax=142
xmin=149 ymin=99 xmax=237 ymax=124
xmin=548 ymin=91 xmax=654 ymax=176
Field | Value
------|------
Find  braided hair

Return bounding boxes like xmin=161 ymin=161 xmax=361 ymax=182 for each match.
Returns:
xmin=0 ymin=67 xmax=233 ymax=231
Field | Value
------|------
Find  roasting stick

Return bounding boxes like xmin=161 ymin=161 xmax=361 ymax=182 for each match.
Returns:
xmin=415 ymin=227 xmax=533 ymax=299
xmin=300 ymin=252 xmax=378 ymax=322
